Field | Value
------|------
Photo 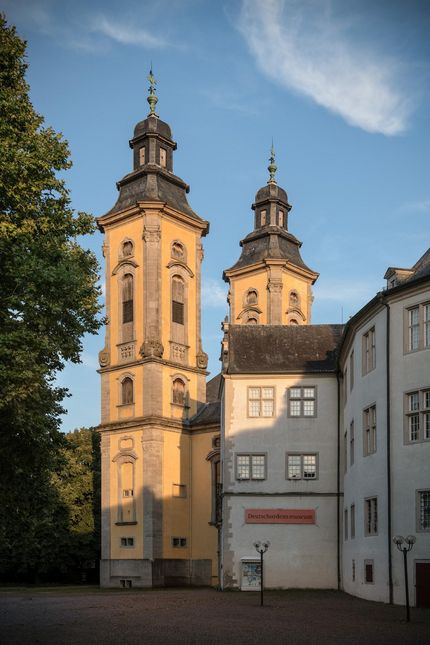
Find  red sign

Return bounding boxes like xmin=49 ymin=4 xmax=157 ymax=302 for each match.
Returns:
xmin=245 ymin=509 xmax=316 ymax=524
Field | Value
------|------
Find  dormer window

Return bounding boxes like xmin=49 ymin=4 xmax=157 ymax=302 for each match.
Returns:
xmin=160 ymin=147 xmax=167 ymax=168
xmin=139 ymin=147 xmax=145 ymax=166
xmin=260 ymin=210 xmax=267 ymax=226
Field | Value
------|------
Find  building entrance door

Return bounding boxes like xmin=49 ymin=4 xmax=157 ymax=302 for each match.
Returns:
xmin=416 ymin=562 xmax=430 ymax=608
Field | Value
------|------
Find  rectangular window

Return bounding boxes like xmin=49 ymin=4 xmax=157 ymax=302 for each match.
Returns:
xmin=350 ymin=504 xmax=355 ymax=538
xmin=286 ymin=453 xmax=318 ymax=480
xmin=123 ymin=299 xmax=133 ymax=324
xmin=139 ymin=146 xmax=145 ymax=165
xmin=404 ymin=388 xmax=430 ymax=443
xmin=344 ymin=431 xmax=347 ymax=474
xmin=363 ymin=405 xmax=377 ymax=456
xmin=344 ymin=509 xmax=348 ymax=540
xmin=160 ymin=147 xmax=167 ymax=167
xmin=352 ymin=559 xmax=356 ymax=582
xmin=362 ymin=327 xmax=376 ymax=374
xmin=236 ymin=454 xmax=266 ymax=480
xmin=365 ymin=497 xmax=378 ymax=536
xmin=172 ymin=537 xmax=187 ymax=547
xmin=172 ymin=300 xmax=184 ymax=325
xmin=288 ymin=386 xmax=316 ymax=417
xmin=350 ymin=420 xmax=355 ymax=466
xmin=172 ymin=484 xmax=187 ymax=498
xmin=248 ymin=387 xmax=274 ymax=417
xmin=365 ymin=560 xmax=374 ymax=583
xmin=406 ymin=302 xmax=430 ymax=352
xmin=343 ymin=369 xmax=348 ymax=405
xmin=260 ymin=209 xmax=267 ymax=225
xmin=123 ymin=489 xmax=134 ymax=497
xmin=417 ymin=490 xmax=430 ymax=531
xmin=120 ymin=537 xmax=134 ymax=547
xmin=350 ymin=351 xmax=354 ymax=391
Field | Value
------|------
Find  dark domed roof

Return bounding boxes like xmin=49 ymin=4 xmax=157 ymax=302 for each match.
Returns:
xmin=255 ymin=181 xmax=289 ymax=205
xmin=133 ymin=115 xmax=172 ymax=140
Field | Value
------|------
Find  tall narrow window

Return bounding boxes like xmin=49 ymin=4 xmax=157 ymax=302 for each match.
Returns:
xmin=425 ymin=304 xmax=430 ymax=348
xmin=344 ymin=431 xmax=347 ymax=473
xmin=350 ymin=504 xmax=355 ymax=538
xmin=122 ymin=274 xmax=133 ymax=324
xmin=408 ymin=307 xmax=420 ymax=351
xmin=260 ymin=210 xmax=266 ymax=226
xmin=350 ymin=350 xmax=354 ymax=390
xmin=405 ymin=388 xmax=430 ymax=443
xmin=139 ymin=147 xmax=145 ymax=165
xmin=344 ymin=509 xmax=348 ymax=540
xmin=365 ymin=497 xmax=378 ymax=535
xmin=363 ymin=405 xmax=377 ymax=455
xmin=278 ymin=210 xmax=284 ymax=227
xmin=172 ymin=378 xmax=186 ymax=406
xmin=122 ymin=377 xmax=133 ymax=405
xmin=172 ymin=276 xmax=185 ymax=325
xmin=350 ymin=420 xmax=355 ymax=466
xmin=417 ymin=490 xmax=430 ymax=531
xmin=362 ymin=327 xmax=376 ymax=374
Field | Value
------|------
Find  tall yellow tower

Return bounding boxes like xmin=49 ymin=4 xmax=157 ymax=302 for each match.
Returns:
xmin=97 ymin=72 xmax=218 ymax=587
xmin=223 ymin=146 xmax=319 ymax=326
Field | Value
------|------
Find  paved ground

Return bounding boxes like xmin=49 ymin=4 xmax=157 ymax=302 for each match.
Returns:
xmin=0 ymin=587 xmax=429 ymax=645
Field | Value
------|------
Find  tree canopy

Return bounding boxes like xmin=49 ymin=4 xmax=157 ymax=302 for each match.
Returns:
xmin=0 ymin=15 xmax=102 ymax=580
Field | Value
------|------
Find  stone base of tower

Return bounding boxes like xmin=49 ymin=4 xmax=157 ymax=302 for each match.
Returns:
xmin=100 ymin=558 xmax=212 ymax=588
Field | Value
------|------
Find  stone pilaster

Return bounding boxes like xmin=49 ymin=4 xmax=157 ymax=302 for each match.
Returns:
xmin=101 ymin=433 xmax=111 ymax=560
xmin=142 ymin=212 xmax=163 ymax=358
xmin=142 ymin=428 xmax=164 ymax=560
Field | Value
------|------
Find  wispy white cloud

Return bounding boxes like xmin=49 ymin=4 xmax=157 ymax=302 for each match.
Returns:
xmin=237 ymin=0 xmax=415 ymax=135
xmin=314 ymin=278 xmax=376 ymax=304
xmin=401 ymin=199 xmax=430 ymax=213
xmin=90 ymin=16 xmax=167 ymax=49
xmin=202 ymin=277 xmax=228 ymax=308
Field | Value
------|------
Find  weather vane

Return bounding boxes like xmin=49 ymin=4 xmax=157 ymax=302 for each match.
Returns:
xmin=147 ymin=66 xmax=158 ymax=116
xmin=268 ymin=141 xmax=277 ymax=183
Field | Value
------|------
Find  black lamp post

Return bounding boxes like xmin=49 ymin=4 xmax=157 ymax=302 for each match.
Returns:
xmin=253 ymin=540 xmax=270 ymax=606
xmin=393 ymin=534 xmax=416 ymax=622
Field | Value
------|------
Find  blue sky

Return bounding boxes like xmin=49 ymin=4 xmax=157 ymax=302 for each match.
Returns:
xmin=4 ymin=0 xmax=430 ymax=432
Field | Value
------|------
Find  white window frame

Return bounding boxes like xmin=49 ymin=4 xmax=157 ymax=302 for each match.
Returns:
xmin=405 ymin=302 xmax=430 ymax=353
xmin=350 ymin=504 xmax=355 ymax=539
xmin=287 ymin=386 xmax=317 ymax=418
xmin=362 ymin=327 xmax=376 ymax=375
xmin=286 ymin=453 xmax=318 ymax=480
xmin=363 ymin=405 xmax=377 ymax=456
xmin=404 ymin=387 xmax=430 ymax=444
xmin=416 ymin=489 xmax=430 ymax=532
xmin=365 ymin=497 xmax=378 ymax=536
xmin=236 ymin=453 xmax=267 ymax=481
xmin=247 ymin=386 xmax=275 ymax=418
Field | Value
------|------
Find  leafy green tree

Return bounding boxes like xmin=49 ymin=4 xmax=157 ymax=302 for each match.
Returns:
xmin=0 ymin=16 xmax=102 ymax=580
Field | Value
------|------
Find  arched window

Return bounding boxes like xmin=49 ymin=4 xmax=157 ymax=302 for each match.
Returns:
xmin=172 ymin=378 xmax=186 ymax=406
xmin=172 ymin=242 xmax=185 ymax=260
xmin=122 ymin=241 xmax=133 ymax=257
xmin=122 ymin=274 xmax=133 ymax=324
xmin=246 ymin=289 xmax=258 ymax=306
xmin=172 ymin=276 xmax=185 ymax=325
xmin=122 ymin=377 xmax=134 ymax=404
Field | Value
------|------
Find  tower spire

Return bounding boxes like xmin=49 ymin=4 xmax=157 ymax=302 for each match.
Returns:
xmin=147 ymin=66 xmax=159 ymax=117
xmin=267 ymin=141 xmax=277 ymax=184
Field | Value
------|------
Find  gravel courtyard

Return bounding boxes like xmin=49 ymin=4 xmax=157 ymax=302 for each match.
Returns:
xmin=1 ymin=587 xmax=429 ymax=645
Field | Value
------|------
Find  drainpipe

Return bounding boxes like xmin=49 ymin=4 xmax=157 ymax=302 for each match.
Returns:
xmin=384 ymin=298 xmax=393 ymax=604
xmin=336 ymin=370 xmax=341 ymax=590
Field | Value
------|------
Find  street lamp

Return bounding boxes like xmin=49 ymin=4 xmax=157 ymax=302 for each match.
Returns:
xmin=253 ymin=540 xmax=270 ymax=606
xmin=393 ymin=534 xmax=416 ymax=622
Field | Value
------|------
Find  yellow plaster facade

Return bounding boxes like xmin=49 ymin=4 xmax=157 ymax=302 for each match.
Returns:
xmin=97 ymin=111 xmax=220 ymax=588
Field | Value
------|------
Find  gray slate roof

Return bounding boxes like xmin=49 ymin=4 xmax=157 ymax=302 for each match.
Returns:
xmin=189 ymin=401 xmax=221 ymax=427
xmin=224 ymin=228 xmax=315 ymax=275
xmin=226 ymin=324 xmax=344 ymax=374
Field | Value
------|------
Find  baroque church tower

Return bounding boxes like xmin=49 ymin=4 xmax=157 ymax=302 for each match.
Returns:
xmin=97 ymin=73 xmax=218 ymax=588
xmin=223 ymin=146 xmax=319 ymax=326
